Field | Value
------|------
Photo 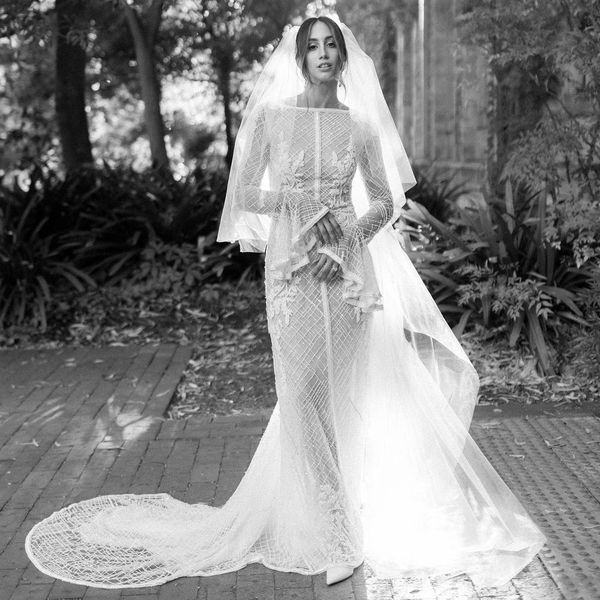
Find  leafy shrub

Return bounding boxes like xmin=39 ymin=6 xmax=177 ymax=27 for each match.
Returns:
xmin=0 ymin=179 xmax=96 ymax=330
xmin=402 ymin=180 xmax=595 ymax=374
xmin=459 ymin=0 xmax=600 ymax=264
xmin=1 ymin=166 xmax=158 ymax=285
xmin=111 ymin=237 xmax=260 ymax=304
xmin=66 ymin=165 xmax=228 ymax=246
xmin=405 ymin=164 xmax=470 ymax=222
xmin=0 ymin=164 xmax=262 ymax=331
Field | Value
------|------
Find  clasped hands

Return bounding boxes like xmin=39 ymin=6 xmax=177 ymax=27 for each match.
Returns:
xmin=308 ymin=212 xmax=344 ymax=283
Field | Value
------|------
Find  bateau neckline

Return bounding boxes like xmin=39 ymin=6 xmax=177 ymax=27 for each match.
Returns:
xmin=287 ymin=104 xmax=350 ymax=113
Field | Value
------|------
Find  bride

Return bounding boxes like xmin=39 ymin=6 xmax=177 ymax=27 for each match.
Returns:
xmin=25 ymin=16 xmax=547 ymax=590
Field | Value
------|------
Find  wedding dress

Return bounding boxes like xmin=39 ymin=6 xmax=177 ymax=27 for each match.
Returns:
xmin=25 ymin=21 xmax=547 ymax=591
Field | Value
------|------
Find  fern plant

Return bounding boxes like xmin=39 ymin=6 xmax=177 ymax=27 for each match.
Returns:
xmin=402 ymin=180 xmax=594 ymax=374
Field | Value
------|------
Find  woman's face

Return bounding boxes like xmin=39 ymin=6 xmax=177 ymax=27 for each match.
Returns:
xmin=304 ymin=20 xmax=340 ymax=84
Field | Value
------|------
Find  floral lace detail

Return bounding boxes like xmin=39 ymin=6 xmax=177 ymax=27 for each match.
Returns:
xmin=316 ymin=482 xmax=357 ymax=563
xmin=272 ymin=130 xmax=306 ymax=193
xmin=328 ymin=144 xmax=356 ymax=209
xmin=326 ymin=144 xmax=358 ymax=232
xmin=265 ymin=277 xmax=301 ymax=341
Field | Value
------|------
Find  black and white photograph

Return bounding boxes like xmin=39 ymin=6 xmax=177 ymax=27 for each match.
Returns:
xmin=1 ymin=1 xmax=599 ymax=599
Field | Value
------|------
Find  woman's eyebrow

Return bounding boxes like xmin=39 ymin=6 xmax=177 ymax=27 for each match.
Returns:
xmin=308 ymin=36 xmax=334 ymax=41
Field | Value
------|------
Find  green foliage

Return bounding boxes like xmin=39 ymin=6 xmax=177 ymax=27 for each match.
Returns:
xmin=459 ymin=0 xmax=600 ymax=265
xmin=405 ymin=165 xmax=470 ymax=222
xmin=1 ymin=0 xmax=308 ymax=176
xmin=112 ymin=237 xmax=260 ymax=304
xmin=576 ymin=261 xmax=600 ymax=314
xmin=110 ymin=240 xmax=213 ymax=302
xmin=451 ymin=1 xmax=600 ymax=369
xmin=0 ymin=164 xmax=261 ymax=331
xmin=0 ymin=176 xmax=96 ymax=330
xmin=0 ymin=12 xmax=57 ymax=173
xmin=403 ymin=180 xmax=594 ymax=375
xmin=6 ymin=167 xmax=156 ymax=285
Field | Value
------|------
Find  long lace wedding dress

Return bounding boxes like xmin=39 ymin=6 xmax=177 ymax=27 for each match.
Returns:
xmin=25 ymin=101 xmax=547 ymax=589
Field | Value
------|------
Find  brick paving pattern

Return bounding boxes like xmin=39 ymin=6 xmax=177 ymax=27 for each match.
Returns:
xmin=1 ymin=345 xmax=598 ymax=600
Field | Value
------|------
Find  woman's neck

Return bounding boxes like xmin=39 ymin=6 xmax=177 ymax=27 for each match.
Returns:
xmin=298 ymin=82 xmax=340 ymax=109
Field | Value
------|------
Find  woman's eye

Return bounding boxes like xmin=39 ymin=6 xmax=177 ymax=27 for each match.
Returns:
xmin=307 ymin=41 xmax=335 ymax=51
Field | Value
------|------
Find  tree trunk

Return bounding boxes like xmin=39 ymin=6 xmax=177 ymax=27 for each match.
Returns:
xmin=380 ymin=17 xmax=398 ymax=112
xmin=55 ymin=0 xmax=93 ymax=171
xmin=217 ymin=62 xmax=234 ymax=169
xmin=122 ymin=1 xmax=170 ymax=173
xmin=486 ymin=61 xmax=499 ymax=196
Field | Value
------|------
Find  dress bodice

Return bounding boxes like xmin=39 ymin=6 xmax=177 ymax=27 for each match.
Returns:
xmin=232 ymin=101 xmax=395 ymax=294
xmin=265 ymin=106 xmax=357 ymax=224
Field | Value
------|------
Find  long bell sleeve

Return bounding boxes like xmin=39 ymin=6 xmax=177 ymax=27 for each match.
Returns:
xmin=310 ymin=123 xmax=391 ymax=312
xmin=317 ymin=124 xmax=394 ymax=267
xmin=352 ymin=128 xmax=395 ymax=245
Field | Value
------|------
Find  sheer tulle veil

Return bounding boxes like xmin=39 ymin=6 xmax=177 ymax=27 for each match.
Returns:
xmin=218 ymin=19 xmax=416 ymax=252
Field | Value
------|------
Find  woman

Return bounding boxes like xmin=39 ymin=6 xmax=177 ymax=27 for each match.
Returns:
xmin=25 ymin=17 xmax=547 ymax=590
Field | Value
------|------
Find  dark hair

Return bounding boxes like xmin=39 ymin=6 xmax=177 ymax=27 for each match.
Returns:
xmin=295 ymin=17 xmax=347 ymax=85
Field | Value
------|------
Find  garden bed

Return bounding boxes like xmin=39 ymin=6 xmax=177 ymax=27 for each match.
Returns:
xmin=1 ymin=282 xmax=598 ymax=418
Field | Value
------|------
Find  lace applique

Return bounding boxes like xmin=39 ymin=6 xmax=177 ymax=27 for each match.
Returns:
xmin=329 ymin=145 xmax=355 ymax=209
xmin=316 ymin=482 xmax=356 ymax=562
xmin=266 ymin=277 xmax=301 ymax=340
xmin=286 ymin=150 xmax=306 ymax=189
xmin=273 ymin=130 xmax=306 ymax=193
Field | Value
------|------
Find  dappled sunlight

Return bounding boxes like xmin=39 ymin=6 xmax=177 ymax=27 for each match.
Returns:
xmin=26 ymin=401 xmax=64 ymax=427
xmin=94 ymin=394 xmax=160 ymax=444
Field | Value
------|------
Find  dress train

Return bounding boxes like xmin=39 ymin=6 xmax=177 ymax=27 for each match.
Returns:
xmin=25 ymin=230 xmax=546 ymax=589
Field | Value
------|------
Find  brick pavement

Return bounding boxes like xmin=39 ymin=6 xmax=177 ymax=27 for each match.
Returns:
xmin=1 ymin=345 xmax=599 ymax=600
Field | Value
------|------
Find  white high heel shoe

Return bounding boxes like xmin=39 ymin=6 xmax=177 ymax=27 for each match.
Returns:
xmin=326 ymin=564 xmax=354 ymax=585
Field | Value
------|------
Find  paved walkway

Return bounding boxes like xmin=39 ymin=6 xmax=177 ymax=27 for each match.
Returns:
xmin=1 ymin=345 xmax=599 ymax=600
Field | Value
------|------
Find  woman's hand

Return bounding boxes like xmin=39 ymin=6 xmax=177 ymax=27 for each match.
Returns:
xmin=309 ymin=212 xmax=343 ymax=246
xmin=310 ymin=252 xmax=342 ymax=283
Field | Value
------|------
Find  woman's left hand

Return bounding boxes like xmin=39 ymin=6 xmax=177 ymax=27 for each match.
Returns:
xmin=310 ymin=253 xmax=342 ymax=283
xmin=309 ymin=212 xmax=343 ymax=246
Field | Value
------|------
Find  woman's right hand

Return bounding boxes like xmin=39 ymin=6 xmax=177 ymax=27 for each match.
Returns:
xmin=310 ymin=252 xmax=342 ymax=283
xmin=309 ymin=212 xmax=343 ymax=246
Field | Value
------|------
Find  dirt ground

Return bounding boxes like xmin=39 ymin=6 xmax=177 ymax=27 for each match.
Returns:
xmin=2 ymin=281 xmax=598 ymax=418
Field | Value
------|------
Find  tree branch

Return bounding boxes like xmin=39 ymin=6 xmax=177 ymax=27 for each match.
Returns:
xmin=146 ymin=0 xmax=163 ymax=47
xmin=121 ymin=3 xmax=146 ymax=52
